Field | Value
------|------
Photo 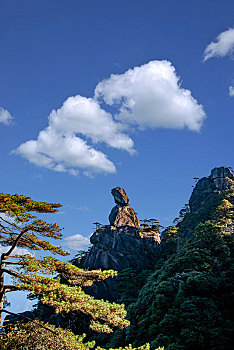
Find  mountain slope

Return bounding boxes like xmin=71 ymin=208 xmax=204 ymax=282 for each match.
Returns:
xmin=107 ymin=167 xmax=234 ymax=350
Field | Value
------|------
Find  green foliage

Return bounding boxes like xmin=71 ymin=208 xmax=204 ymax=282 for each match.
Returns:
xmin=116 ymin=268 xmax=151 ymax=306
xmin=0 ymin=320 xmax=95 ymax=350
xmin=139 ymin=218 xmax=163 ymax=238
xmin=0 ymin=193 xmax=61 ymax=222
xmin=122 ymin=221 xmax=234 ymax=350
xmin=96 ymin=343 xmax=157 ymax=350
xmin=159 ymin=226 xmax=178 ymax=260
xmin=0 ymin=320 xmax=156 ymax=350
xmin=213 ymin=199 xmax=234 ymax=231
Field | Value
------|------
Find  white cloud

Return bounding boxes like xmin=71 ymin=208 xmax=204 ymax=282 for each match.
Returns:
xmin=95 ymin=60 xmax=206 ymax=132
xmin=63 ymin=234 xmax=90 ymax=251
xmin=203 ymin=27 xmax=234 ymax=61
xmin=14 ymin=95 xmax=135 ymax=176
xmin=0 ymin=107 xmax=13 ymax=125
xmin=0 ymin=245 xmax=32 ymax=256
xmin=14 ymin=127 xmax=116 ymax=176
xmin=49 ymin=96 xmax=134 ymax=153
xmin=14 ymin=60 xmax=206 ymax=176
xmin=229 ymin=85 xmax=234 ymax=97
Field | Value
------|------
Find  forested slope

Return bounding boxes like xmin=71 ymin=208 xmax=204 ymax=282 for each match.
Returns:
xmin=106 ymin=167 xmax=234 ymax=350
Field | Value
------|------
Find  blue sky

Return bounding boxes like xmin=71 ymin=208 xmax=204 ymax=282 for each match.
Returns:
xmin=1 ymin=0 xmax=234 ymax=314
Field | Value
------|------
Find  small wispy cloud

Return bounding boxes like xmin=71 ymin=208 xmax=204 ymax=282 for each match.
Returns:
xmin=0 ymin=107 xmax=14 ymax=125
xmin=229 ymin=85 xmax=234 ymax=97
xmin=65 ymin=204 xmax=89 ymax=211
xmin=203 ymin=27 xmax=234 ymax=61
xmin=76 ymin=206 xmax=89 ymax=212
xmin=63 ymin=233 xmax=90 ymax=251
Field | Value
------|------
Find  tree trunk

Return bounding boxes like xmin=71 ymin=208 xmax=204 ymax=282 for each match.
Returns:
xmin=0 ymin=253 xmax=6 ymax=324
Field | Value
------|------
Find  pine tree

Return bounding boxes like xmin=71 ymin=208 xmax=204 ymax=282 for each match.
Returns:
xmin=0 ymin=192 xmax=129 ymax=333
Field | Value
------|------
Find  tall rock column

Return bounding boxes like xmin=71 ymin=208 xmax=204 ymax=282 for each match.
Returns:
xmin=109 ymin=187 xmax=140 ymax=230
xmin=83 ymin=187 xmax=160 ymax=300
xmin=83 ymin=187 xmax=159 ymax=272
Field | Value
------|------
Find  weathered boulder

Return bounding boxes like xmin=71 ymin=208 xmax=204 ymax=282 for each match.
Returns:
xmin=111 ymin=187 xmax=130 ymax=206
xmin=108 ymin=187 xmax=140 ymax=228
xmin=109 ymin=205 xmax=140 ymax=229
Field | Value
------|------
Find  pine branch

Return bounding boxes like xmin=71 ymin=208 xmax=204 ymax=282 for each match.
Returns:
xmin=1 ymin=268 xmax=29 ymax=281
xmin=4 ymin=285 xmax=19 ymax=292
xmin=2 ymin=228 xmax=30 ymax=259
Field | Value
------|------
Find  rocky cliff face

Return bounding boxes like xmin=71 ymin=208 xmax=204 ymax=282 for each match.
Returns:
xmin=189 ymin=166 xmax=234 ymax=212
xmin=177 ymin=166 xmax=234 ymax=238
xmin=83 ymin=187 xmax=160 ymax=299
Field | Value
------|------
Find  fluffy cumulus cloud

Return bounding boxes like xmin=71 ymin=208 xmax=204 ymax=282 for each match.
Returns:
xmin=95 ymin=60 xmax=205 ymax=132
xmin=63 ymin=233 xmax=90 ymax=250
xmin=15 ymin=128 xmax=116 ymax=176
xmin=229 ymin=85 xmax=234 ymax=97
xmin=203 ymin=27 xmax=234 ymax=61
xmin=15 ymin=96 xmax=135 ymax=176
xmin=49 ymin=96 xmax=134 ymax=153
xmin=0 ymin=107 xmax=13 ymax=125
xmin=15 ymin=60 xmax=206 ymax=176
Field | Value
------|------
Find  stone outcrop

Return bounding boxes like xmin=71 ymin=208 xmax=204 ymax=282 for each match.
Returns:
xmin=189 ymin=166 xmax=234 ymax=212
xmin=111 ymin=187 xmax=130 ymax=206
xmin=84 ymin=225 xmax=159 ymax=272
xmin=174 ymin=166 xmax=234 ymax=239
xmin=109 ymin=187 xmax=140 ymax=229
xmin=210 ymin=166 xmax=234 ymax=191
xmin=83 ymin=187 xmax=160 ymax=299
